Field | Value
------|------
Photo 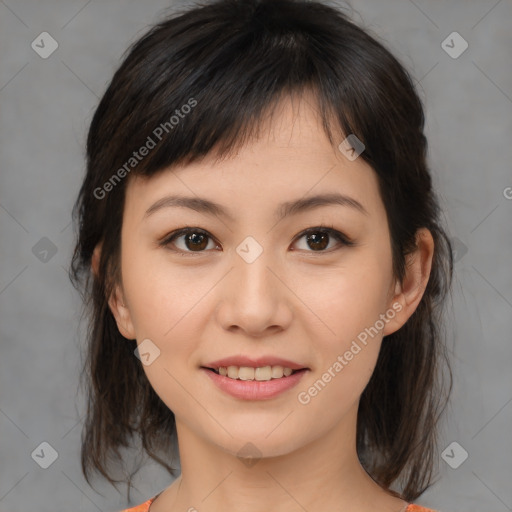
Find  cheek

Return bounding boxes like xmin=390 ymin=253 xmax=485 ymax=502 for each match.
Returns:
xmin=121 ymin=249 xmax=205 ymax=410
xmin=295 ymin=268 xmax=387 ymax=415
xmin=292 ymin=254 xmax=391 ymax=390
xmin=121 ymin=243 xmax=205 ymax=336
xmin=295 ymin=259 xmax=391 ymax=344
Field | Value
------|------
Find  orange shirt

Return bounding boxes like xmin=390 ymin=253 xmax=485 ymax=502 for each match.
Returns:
xmin=121 ymin=498 xmax=439 ymax=512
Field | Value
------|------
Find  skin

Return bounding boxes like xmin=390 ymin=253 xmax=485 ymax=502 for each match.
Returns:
xmin=93 ymin=93 xmax=434 ymax=512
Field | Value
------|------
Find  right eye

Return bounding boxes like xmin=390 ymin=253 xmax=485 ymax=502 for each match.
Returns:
xmin=159 ymin=227 xmax=219 ymax=255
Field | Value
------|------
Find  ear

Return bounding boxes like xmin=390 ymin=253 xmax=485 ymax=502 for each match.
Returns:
xmin=91 ymin=242 xmax=101 ymax=278
xmin=92 ymin=243 xmax=136 ymax=340
xmin=382 ymin=228 xmax=434 ymax=337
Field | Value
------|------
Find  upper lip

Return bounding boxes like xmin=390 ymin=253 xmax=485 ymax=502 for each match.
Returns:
xmin=203 ymin=356 xmax=308 ymax=370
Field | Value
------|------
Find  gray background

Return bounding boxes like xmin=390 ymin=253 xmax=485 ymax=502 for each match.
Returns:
xmin=1 ymin=0 xmax=511 ymax=511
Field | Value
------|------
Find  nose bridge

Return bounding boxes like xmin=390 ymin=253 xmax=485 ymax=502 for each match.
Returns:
xmin=233 ymin=235 xmax=276 ymax=304
xmin=217 ymin=234 xmax=288 ymax=334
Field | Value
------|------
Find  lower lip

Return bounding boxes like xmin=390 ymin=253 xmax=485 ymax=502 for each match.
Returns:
xmin=201 ymin=367 xmax=308 ymax=400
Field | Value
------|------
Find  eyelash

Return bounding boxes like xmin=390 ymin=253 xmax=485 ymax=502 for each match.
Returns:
xmin=158 ymin=224 xmax=355 ymax=256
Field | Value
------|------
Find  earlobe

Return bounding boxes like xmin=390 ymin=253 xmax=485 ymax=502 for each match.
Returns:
xmin=108 ymin=286 xmax=137 ymax=340
xmin=383 ymin=228 xmax=434 ymax=337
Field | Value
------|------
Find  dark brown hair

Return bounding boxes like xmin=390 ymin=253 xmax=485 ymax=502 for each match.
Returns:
xmin=70 ymin=0 xmax=453 ymax=503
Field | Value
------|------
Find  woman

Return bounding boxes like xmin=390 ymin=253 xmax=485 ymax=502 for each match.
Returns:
xmin=70 ymin=1 xmax=454 ymax=510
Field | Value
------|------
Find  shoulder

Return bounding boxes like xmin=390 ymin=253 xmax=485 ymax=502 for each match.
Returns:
xmin=119 ymin=500 xmax=439 ymax=512
xmin=120 ymin=497 xmax=154 ymax=512
xmin=407 ymin=505 xmax=440 ymax=512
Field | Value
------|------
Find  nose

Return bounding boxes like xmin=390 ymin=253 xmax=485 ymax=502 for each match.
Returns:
xmin=215 ymin=247 xmax=293 ymax=337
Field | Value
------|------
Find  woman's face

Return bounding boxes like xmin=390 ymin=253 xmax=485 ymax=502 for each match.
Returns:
xmin=109 ymin=95 xmax=410 ymax=460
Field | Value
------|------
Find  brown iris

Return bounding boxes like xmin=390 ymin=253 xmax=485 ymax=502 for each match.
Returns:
xmin=184 ymin=232 xmax=209 ymax=251
xmin=306 ymin=232 xmax=329 ymax=251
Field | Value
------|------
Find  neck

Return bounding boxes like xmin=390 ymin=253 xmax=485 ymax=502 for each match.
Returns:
xmin=150 ymin=404 xmax=408 ymax=512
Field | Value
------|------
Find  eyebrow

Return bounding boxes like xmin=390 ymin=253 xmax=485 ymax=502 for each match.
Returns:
xmin=144 ymin=192 xmax=368 ymax=221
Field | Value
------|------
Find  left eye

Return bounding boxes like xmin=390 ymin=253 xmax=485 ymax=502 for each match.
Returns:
xmin=159 ymin=226 xmax=354 ymax=254
xmin=293 ymin=226 xmax=354 ymax=252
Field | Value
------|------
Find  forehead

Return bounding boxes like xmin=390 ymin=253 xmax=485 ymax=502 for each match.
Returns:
xmin=123 ymin=93 xmax=383 ymax=222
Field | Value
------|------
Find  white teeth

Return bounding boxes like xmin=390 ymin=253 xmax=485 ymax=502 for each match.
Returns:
xmin=238 ymin=367 xmax=255 ymax=380
xmin=214 ymin=365 xmax=297 ymax=381
xmin=255 ymin=366 xmax=271 ymax=381
xmin=227 ymin=366 xmax=239 ymax=379
xmin=272 ymin=365 xmax=284 ymax=378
